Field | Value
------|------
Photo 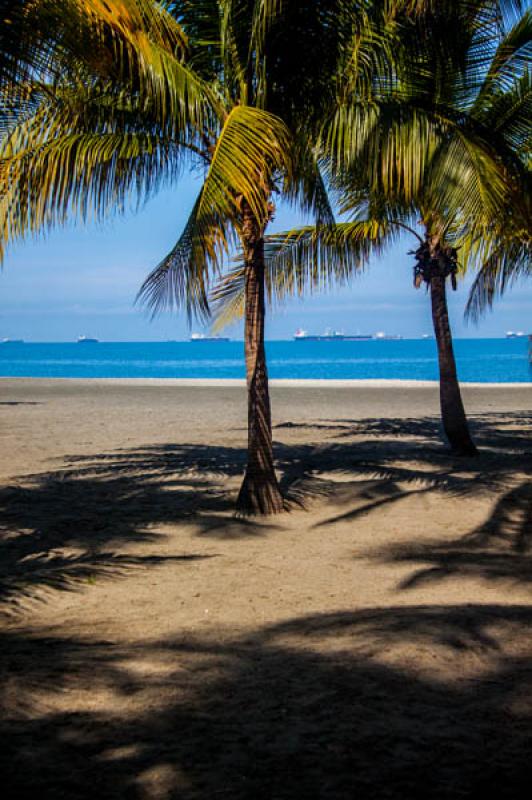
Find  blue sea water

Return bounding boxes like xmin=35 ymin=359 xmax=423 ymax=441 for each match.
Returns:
xmin=0 ymin=338 xmax=530 ymax=382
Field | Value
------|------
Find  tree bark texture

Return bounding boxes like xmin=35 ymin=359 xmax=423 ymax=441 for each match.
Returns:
xmin=430 ymin=274 xmax=478 ymax=456
xmin=236 ymin=203 xmax=284 ymax=514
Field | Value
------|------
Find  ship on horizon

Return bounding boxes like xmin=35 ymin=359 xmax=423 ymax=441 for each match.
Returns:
xmin=374 ymin=331 xmax=404 ymax=341
xmin=294 ymin=328 xmax=402 ymax=341
xmin=77 ymin=335 xmax=99 ymax=344
xmin=190 ymin=333 xmax=230 ymax=342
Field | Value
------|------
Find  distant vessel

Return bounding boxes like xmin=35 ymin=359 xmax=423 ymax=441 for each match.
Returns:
xmin=506 ymin=331 xmax=525 ymax=338
xmin=1 ymin=338 xmax=24 ymax=344
xmin=77 ymin=336 xmax=99 ymax=343
xmin=421 ymin=334 xmax=433 ymax=340
xmin=294 ymin=328 xmax=373 ymax=341
xmin=374 ymin=331 xmax=403 ymax=341
xmin=190 ymin=333 xmax=230 ymax=342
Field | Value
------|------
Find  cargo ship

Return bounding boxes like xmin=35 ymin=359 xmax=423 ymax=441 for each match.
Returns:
xmin=190 ymin=333 xmax=230 ymax=342
xmin=374 ymin=331 xmax=404 ymax=341
xmin=77 ymin=336 xmax=99 ymax=343
xmin=294 ymin=328 xmax=373 ymax=341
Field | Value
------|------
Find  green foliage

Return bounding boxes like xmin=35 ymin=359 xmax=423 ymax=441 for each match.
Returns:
xmin=211 ymin=219 xmax=400 ymax=328
xmin=1 ymin=0 xmax=361 ymax=318
xmin=211 ymin=0 xmax=531 ymax=326
xmin=0 ymin=0 xmax=212 ymax=262
xmin=1 ymin=1 xmax=529 ymax=322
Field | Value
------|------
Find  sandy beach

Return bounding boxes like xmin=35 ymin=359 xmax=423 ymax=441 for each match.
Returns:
xmin=1 ymin=378 xmax=531 ymax=799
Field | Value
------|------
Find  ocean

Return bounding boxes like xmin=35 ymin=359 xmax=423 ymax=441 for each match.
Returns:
xmin=0 ymin=338 xmax=530 ymax=382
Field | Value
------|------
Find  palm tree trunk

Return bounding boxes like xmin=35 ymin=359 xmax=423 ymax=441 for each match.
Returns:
xmin=430 ymin=274 xmax=477 ymax=456
xmin=236 ymin=203 xmax=284 ymax=514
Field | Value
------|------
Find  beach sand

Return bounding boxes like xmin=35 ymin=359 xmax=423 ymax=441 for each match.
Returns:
xmin=1 ymin=378 xmax=531 ymax=798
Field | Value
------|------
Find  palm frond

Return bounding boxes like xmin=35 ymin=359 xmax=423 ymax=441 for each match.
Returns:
xmin=211 ymin=219 xmax=399 ymax=329
xmin=136 ymin=103 xmax=293 ymax=321
xmin=475 ymin=7 xmax=532 ymax=108
xmin=325 ymin=101 xmax=443 ymax=205
xmin=0 ymin=1 xmax=212 ymax=133
xmin=283 ymin=149 xmax=335 ymax=228
xmin=0 ymin=79 xmax=198 ymax=258
xmin=465 ymin=236 xmax=532 ymax=320
xmin=197 ymin=103 xmax=292 ymax=227
xmin=251 ymin=0 xmax=285 ymax=41
xmin=425 ymin=130 xmax=516 ymax=233
xmin=136 ymin=193 xmax=235 ymax=321
xmin=482 ymin=70 xmax=532 ymax=157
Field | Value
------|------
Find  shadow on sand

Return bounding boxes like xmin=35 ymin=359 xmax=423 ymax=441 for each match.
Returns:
xmin=1 ymin=603 xmax=532 ymax=799
xmin=1 ymin=411 xmax=530 ymax=612
xmin=373 ymin=478 xmax=532 ymax=589
xmin=0 ymin=448 xmax=234 ymax=613
xmin=1 ymin=412 xmax=531 ymax=796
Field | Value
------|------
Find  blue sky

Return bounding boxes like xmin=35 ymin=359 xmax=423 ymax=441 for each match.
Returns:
xmin=0 ymin=173 xmax=530 ymax=341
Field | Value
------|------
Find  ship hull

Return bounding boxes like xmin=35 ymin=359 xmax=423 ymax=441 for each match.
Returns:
xmin=190 ymin=337 xmax=230 ymax=342
xmin=294 ymin=335 xmax=373 ymax=341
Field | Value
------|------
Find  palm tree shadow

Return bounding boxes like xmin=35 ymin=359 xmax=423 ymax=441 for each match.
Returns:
xmin=0 ymin=401 xmax=42 ymax=406
xmin=1 ymin=603 xmax=532 ymax=798
xmin=1 ymin=410 xmax=529 ymax=610
xmin=377 ymin=479 xmax=532 ymax=589
xmin=294 ymin=411 xmax=532 ymax=590
xmin=0 ymin=442 xmax=287 ymax=613
xmin=281 ymin=410 xmax=531 ymax=525
xmin=319 ymin=411 xmax=532 ymax=452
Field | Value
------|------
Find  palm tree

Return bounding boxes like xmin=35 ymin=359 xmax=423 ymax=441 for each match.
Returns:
xmin=0 ymin=1 xmax=394 ymax=513
xmin=136 ymin=1 xmax=381 ymax=514
xmin=331 ymin=2 xmax=531 ymax=455
xmin=213 ymin=1 xmax=531 ymax=457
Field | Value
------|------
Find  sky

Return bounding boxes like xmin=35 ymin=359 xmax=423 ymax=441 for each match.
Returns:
xmin=0 ymin=172 xmax=530 ymax=341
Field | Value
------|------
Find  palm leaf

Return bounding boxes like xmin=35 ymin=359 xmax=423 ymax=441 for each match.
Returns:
xmin=198 ymin=104 xmax=292 ymax=226
xmin=283 ymin=147 xmax=335 ymax=228
xmin=474 ymin=7 xmax=532 ymax=107
xmin=465 ymin=236 xmax=532 ymax=320
xmin=0 ymin=79 xmax=196 ymax=258
xmin=136 ymin=103 xmax=292 ymax=320
xmin=482 ymin=71 xmax=532 ymax=156
xmin=135 ymin=193 xmax=233 ymax=321
xmin=211 ymin=219 xmax=399 ymax=329
xmin=0 ymin=1 xmax=212 ymax=133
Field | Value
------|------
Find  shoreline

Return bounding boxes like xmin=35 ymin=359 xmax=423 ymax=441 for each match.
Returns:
xmin=1 ymin=376 xmax=531 ymax=388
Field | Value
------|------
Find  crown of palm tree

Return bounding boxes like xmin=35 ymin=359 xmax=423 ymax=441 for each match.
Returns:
xmin=3 ymin=2 xmax=386 ymax=317
xmin=211 ymin=0 xmax=531 ymax=323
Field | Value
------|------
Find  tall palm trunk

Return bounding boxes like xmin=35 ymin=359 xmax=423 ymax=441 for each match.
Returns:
xmin=429 ymin=258 xmax=477 ymax=457
xmin=236 ymin=202 xmax=284 ymax=514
